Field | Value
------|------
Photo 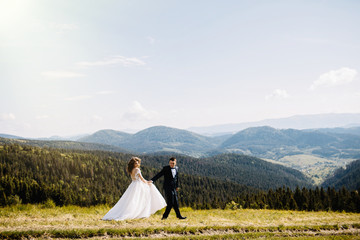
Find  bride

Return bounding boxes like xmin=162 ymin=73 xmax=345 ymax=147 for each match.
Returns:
xmin=102 ymin=157 xmax=166 ymax=220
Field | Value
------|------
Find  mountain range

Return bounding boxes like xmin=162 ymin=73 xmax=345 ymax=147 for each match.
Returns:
xmin=77 ymin=125 xmax=360 ymax=159
xmin=76 ymin=125 xmax=360 ymax=183
xmin=1 ymin=124 xmax=359 ymax=186
xmin=188 ymin=113 xmax=360 ymax=135
xmin=78 ymin=126 xmax=220 ymax=157
xmin=1 ymin=113 xmax=360 ymax=184
xmin=3 ymin=123 xmax=360 ymax=163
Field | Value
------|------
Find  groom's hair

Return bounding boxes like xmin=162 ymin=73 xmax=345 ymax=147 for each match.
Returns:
xmin=169 ymin=157 xmax=176 ymax=162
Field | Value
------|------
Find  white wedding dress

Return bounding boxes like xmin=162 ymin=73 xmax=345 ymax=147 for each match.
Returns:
xmin=102 ymin=168 xmax=166 ymax=220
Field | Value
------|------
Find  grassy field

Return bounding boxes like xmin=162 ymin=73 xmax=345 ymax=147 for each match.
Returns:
xmin=1 ymin=204 xmax=360 ymax=239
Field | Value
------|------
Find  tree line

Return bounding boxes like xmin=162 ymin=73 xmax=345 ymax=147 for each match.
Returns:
xmin=0 ymin=143 xmax=359 ymax=212
xmin=230 ymin=186 xmax=360 ymax=212
xmin=0 ymin=144 xmax=252 ymax=208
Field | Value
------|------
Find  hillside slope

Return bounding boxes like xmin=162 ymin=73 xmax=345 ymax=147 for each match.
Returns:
xmin=141 ymin=153 xmax=312 ymax=190
xmin=78 ymin=126 xmax=217 ymax=157
xmin=78 ymin=129 xmax=132 ymax=146
xmin=0 ymin=137 xmax=130 ymax=153
xmin=122 ymin=126 xmax=217 ymax=156
xmin=219 ymin=126 xmax=360 ymax=160
xmin=0 ymin=143 xmax=255 ymax=208
xmin=322 ymin=159 xmax=360 ymax=190
xmin=0 ymin=139 xmax=312 ymax=195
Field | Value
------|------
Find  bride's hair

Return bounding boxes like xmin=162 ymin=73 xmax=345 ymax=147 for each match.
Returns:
xmin=127 ymin=157 xmax=141 ymax=174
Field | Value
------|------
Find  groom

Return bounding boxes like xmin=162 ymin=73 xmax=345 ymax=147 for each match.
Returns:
xmin=150 ymin=157 xmax=187 ymax=220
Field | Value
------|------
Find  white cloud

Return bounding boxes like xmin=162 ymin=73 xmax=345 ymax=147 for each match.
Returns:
xmin=77 ymin=56 xmax=146 ymax=68
xmin=310 ymin=67 xmax=358 ymax=90
xmin=41 ymin=71 xmax=85 ymax=78
xmin=65 ymin=95 xmax=92 ymax=101
xmin=0 ymin=113 xmax=16 ymax=121
xmin=122 ymin=101 xmax=157 ymax=122
xmin=266 ymin=89 xmax=290 ymax=100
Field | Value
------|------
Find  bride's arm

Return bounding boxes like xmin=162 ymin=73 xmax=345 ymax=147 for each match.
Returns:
xmin=137 ymin=169 xmax=150 ymax=184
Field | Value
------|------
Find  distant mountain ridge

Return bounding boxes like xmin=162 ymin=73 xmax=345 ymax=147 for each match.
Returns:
xmin=188 ymin=113 xmax=360 ymax=135
xmin=0 ymin=133 xmax=90 ymax=141
xmin=0 ymin=134 xmax=24 ymax=139
xmin=75 ymin=125 xmax=360 ymax=184
xmin=0 ymin=137 xmax=130 ymax=153
xmin=77 ymin=125 xmax=360 ymax=160
xmin=219 ymin=126 xmax=360 ymax=159
xmin=79 ymin=129 xmax=131 ymax=146
xmin=4 ymin=124 xmax=360 ymax=161
xmin=3 ymin=124 xmax=360 ymax=185
xmin=306 ymin=127 xmax=360 ymax=136
xmin=79 ymin=126 xmax=218 ymax=157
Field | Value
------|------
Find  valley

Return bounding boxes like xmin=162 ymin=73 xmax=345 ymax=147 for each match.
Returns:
xmin=275 ymin=154 xmax=344 ymax=185
xmin=4 ymin=124 xmax=359 ymax=185
xmin=1 ymin=123 xmax=360 ymax=186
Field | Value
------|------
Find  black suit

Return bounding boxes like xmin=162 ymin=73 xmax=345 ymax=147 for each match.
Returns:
xmin=151 ymin=165 xmax=182 ymax=218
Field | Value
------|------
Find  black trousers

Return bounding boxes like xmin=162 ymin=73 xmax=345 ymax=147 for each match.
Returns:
xmin=163 ymin=189 xmax=181 ymax=218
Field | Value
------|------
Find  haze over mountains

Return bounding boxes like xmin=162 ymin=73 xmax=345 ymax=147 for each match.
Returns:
xmin=2 ymin=113 xmax=359 ymax=140
xmin=188 ymin=113 xmax=360 ymax=136
xmin=1 ymin=113 xmax=359 ymax=161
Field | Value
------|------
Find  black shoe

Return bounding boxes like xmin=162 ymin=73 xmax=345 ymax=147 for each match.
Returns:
xmin=161 ymin=217 xmax=167 ymax=220
xmin=178 ymin=216 xmax=187 ymax=219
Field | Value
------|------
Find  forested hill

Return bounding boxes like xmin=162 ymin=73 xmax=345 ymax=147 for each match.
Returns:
xmin=141 ymin=153 xmax=312 ymax=190
xmin=79 ymin=126 xmax=218 ymax=157
xmin=1 ymin=143 xmax=359 ymax=213
xmin=322 ymin=159 xmax=360 ymax=190
xmin=77 ymin=129 xmax=131 ymax=146
xmin=219 ymin=126 xmax=360 ymax=160
xmin=0 ymin=135 xmax=313 ymax=190
xmin=3 ymin=143 xmax=360 ymax=212
xmin=0 ymin=143 xmax=254 ymax=208
xmin=0 ymin=137 xmax=129 ymax=153
xmin=77 ymin=126 xmax=360 ymax=160
xmin=3 ymin=126 xmax=360 ymax=161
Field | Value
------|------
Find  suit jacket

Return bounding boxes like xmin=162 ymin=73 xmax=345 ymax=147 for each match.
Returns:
xmin=151 ymin=165 xmax=179 ymax=192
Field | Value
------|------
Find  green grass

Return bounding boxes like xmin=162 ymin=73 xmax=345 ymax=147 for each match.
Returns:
xmin=1 ymin=204 xmax=359 ymax=239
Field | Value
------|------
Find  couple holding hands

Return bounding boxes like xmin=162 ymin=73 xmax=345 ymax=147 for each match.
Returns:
xmin=102 ymin=157 xmax=186 ymax=221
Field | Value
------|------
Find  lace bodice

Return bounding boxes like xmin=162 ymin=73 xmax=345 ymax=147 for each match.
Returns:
xmin=131 ymin=168 xmax=141 ymax=181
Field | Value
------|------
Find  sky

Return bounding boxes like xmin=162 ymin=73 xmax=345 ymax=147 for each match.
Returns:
xmin=1 ymin=0 xmax=360 ymax=138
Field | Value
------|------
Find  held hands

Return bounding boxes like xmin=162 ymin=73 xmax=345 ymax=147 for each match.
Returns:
xmin=147 ymin=180 xmax=153 ymax=185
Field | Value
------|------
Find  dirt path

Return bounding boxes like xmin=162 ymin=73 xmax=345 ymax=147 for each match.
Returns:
xmin=2 ymin=224 xmax=360 ymax=239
